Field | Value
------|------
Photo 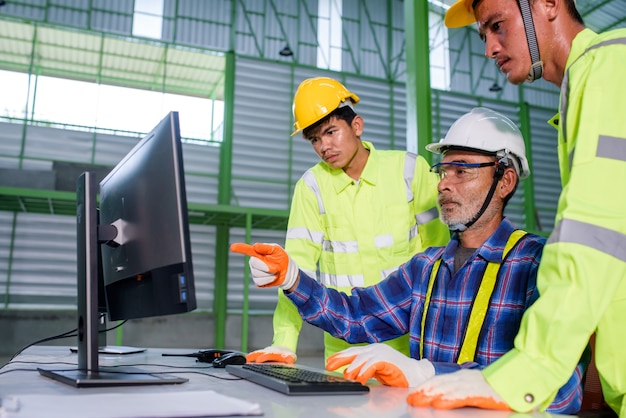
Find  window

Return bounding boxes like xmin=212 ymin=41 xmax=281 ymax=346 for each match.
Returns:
xmin=317 ymin=0 xmax=343 ymax=71
xmin=133 ymin=0 xmax=165 ymax=39
xmin=0 ymin=70 xmax=30 ymax=120
xmin=0 ymin=70 xmax=223 ymax=142
xmin=429 ymin=9 xmax=451 ymax=90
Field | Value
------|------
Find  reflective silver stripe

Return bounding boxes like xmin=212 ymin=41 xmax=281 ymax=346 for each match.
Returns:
xmin=548 ymin=218 xmax=626 ymax=263
xmin=584 ymin=37 xmax=626 ymax=53
xmin=301 ymin=268 xmax=317 ymax=281
xmin=561 ymin=72 xmax=569 ymax=144
xmin=404 ymin=153 xmax=416 ymax=203
xmin=286 ymin=226 xmax=324 ymax=244
xmin=597 ymin=135 xmax=626 ymax=162
xmin=320 ymin=272 xmax=365 ymax=287
xmin=408 ymin=223 xmax=419 ymax=241
xmin=302 ymin=170 xmax=325 ymax=215
xmin=380 ymin=266 xmax=399 ymax=280
xmin=322 ymin=240 xmax=359 ymax=253
xmin=561 ymin=68 xmax=571 ymax=170
xmin=375 ymin=234 xmax=394 ymax=248
xmin=416 ymin=206 xmax=439 ymax=225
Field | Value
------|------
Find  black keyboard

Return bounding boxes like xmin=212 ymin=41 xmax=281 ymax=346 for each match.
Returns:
xmin=225 ymin=363 xmax=369 ymax=396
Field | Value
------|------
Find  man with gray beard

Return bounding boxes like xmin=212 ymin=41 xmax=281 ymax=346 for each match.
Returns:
xmin=231 ymin=107 xmax=588 ymax=414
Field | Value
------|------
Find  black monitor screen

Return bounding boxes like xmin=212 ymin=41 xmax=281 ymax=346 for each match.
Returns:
xmin=99 ymin=111 xmax=196 ymax=320
xmin=38 ymin=111 xmax=196 ymax=387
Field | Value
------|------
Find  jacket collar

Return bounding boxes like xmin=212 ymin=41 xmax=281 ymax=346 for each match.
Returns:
xmin=565 ymin=28 xmax=598 ymax=71
xmin=327 ymin=140 xmax=376 ymax=194
xmin=443 ymin=217 xmax=518 ymax=265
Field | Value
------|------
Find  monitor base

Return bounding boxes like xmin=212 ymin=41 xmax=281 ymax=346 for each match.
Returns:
xmin=37 ymin=367 xmax=187 ymax=388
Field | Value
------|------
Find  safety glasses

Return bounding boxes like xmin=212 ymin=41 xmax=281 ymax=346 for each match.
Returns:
xmin=430 ymin=161 xmax=497 ymax=184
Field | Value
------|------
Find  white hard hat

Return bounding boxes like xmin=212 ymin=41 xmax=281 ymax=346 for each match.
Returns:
xmin=426 ymin=107 xmax=530 ymax=179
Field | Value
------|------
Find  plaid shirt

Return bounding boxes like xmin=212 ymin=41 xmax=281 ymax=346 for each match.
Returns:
xmin=288 ymin=217 xmax=587 ymax=414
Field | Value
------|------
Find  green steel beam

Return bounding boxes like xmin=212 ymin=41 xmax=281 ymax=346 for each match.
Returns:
xmin=240 ymin=212 xmax=253 ymax=352
xmin=404 ymin=0 xmax=432 ymax=161
xmin=214 ymin=51 xmax=236 ymax=349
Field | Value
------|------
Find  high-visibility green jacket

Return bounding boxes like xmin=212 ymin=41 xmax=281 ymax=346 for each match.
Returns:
xmin=272 ymin=141 xmax=449 ymax=360
xmin=484 ymin=29 xmax=626 ymax=416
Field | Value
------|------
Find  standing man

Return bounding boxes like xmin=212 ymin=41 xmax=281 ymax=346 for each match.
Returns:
xmin=410 ymin=0 xmax=626 ymax=415
xmin=232 ymin=107 xmax=588 ymax=415
xmin=246 ymin=77 xmax=449 ymax=364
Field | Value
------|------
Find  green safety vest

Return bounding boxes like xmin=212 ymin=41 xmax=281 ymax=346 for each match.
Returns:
xmin=484 ymin=29 xmax=626 ymax=415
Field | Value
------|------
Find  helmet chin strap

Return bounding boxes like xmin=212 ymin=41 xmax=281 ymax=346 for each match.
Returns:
xmin=449 ymin=162 xmax=506 ymax=232
xmin=518 ymin=0 xmax=543 ymax=82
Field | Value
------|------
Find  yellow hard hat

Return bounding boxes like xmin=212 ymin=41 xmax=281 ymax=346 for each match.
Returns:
xmin=291 ymin=77 xmax=360 ymax=136
xmin=445 ymin=0 xmax=477 ymax=28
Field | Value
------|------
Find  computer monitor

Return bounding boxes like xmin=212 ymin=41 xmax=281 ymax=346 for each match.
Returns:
xmin=39 ymin=111 xmax=196 ymax=387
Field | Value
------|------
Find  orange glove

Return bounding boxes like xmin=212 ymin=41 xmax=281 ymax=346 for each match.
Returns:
xmin=326 ymin=343 xmax=435 ymax=387
xmin=230 ymin=243 xmax=299 ymax=290
xmin=407 ymin=369 xmax=511 ymax=410
xmin=246 ymin=346 xmax=297 ymax=364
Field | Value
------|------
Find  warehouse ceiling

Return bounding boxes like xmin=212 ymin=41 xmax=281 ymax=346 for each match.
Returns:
xmin=0 ymin=1 xmax=624 ymax=102
xmin=0 ymin=19 xmax=226 ymax=100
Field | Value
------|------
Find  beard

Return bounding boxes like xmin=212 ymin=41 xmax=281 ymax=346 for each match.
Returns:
xmin=438 ymin=186 xmax=498 ymax=228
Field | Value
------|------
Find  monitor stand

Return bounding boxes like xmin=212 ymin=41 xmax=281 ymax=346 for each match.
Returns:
xmin=37 ymin=172 xmax=186 ymax=387
xmin=69 ymin=346 xmax=147 ymax=355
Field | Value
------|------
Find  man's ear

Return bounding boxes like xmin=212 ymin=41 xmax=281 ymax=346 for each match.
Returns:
xmin=351 ymin=115 xmax=364 ymax=136
xmin=498 ymin=167 xmax=517 ymax=198
xmin=539 ymin=0 xmax=559 ymax=21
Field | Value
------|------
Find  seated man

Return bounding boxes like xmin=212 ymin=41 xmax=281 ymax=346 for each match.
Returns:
xmin=231 ymin=108 xmax=589 ymax=414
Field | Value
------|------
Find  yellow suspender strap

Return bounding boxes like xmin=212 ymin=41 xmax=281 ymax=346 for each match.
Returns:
xmin=419 ymin=258 xmax=441 ymax=360
xmin=418 ymin=230 xmax=527 ymax=362
xmin=420 ymin=257 xmax=441 ymax=359
xmin=456 ymin=229 xmax=527 ymax=364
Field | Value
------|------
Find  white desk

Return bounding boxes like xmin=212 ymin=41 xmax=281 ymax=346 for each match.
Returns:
xmin=0 ymin=346 xmax=568 ymax=418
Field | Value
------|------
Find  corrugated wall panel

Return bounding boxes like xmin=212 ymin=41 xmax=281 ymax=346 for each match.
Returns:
xmin=0 ymin=210 xmax=216 ymax=311
xmin=181 ymin=142 xmax=221 ymax=205
xmin=48 ymin=4 xmax=89 ymax=28
xmin=169 ymin=0 xmax=231 ymax=50
xmin=344 ymin=76 xmax=403 ymax=150
xmin=24 ymin=126 xmax=96 ymax=163
xmin=392 ymin=83 xmax=408 ymax=150
xmin=7 ymin=213 xmax=76 ymax=309
xmin=0 ymin=212 xmax=15 ymax=306
xmin=189 ymin=223 xmax=216 ymax=311
xmin=0 ymin=118 xmax=220 ymax=312
xmin=529 ymin=106 xmax=561 ymax=232
xmin=231 ymin=57 xmax=293 ymax=209
xmin=0 ymin=122 xmax=23 ymax=161
xmin=93 ymin=132 xmax=141 ymax=167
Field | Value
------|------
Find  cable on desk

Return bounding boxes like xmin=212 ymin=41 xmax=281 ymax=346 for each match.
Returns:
xmin=5 ymin=317 xmax=127 ymax=367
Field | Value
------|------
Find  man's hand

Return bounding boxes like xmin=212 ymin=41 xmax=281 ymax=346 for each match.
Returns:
xmin=246 ymin=346 xmax=297 ymax=364
xmin=230 ymin=243 xmax=299 ymax=290
xmin=326 ymin=343 xmax=435 ymax=387
xmin=407 ymin=369 xmax=511 ymax=410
